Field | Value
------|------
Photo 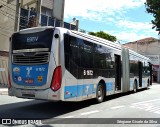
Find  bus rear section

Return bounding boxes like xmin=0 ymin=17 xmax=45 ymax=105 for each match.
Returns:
xmin=8 ymin=27 xmax=62 ymax=101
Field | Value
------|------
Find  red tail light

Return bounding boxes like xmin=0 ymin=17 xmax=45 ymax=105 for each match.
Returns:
xmin=51 ymin=66 xmax=62 ymax=91
xmin=8 ymin=71 xmax=11 ymax=89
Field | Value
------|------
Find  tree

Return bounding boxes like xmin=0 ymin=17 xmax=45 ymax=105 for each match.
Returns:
xmin=88 ymin=31 xmax=117 ymax=42
xmin=145 ymin=0 xmax=160 ymax=33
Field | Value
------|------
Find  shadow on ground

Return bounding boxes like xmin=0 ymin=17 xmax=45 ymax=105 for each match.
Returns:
xmin=0 ymin=88 xmax=149 ymax=120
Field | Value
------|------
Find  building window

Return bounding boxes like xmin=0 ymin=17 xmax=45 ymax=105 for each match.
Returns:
xmin=41 ymin=7 xmax=52 ymax=17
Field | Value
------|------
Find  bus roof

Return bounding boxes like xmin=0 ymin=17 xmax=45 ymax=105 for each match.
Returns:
xmin=16 ymin=26 xmax=54 ymax=34
xmin=128 ymin=48 xmax=151 ymax=62
xmin=13 ymin=26 xmax=151 ymax=62
xmin=66 ymin=29 xmax=122 ymax=51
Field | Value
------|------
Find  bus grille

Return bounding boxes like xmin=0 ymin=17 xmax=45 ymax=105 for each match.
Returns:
xmin=12 ymin=52 xmax=50 ymax=65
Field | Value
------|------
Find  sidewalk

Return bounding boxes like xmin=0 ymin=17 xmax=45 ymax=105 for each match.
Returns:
xmin=0 ymin=88 xmax=8 ymax=95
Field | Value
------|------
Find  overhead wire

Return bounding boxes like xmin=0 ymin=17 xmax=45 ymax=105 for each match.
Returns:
xmin=0 ymin=1 xmax=49 ymax=36
xmin=0 ymin=2 xmax=38 ymax=27
xmin=0 ymin=2 xmax=15 ymax=36
xmin=0 ymin=8 xmax=29 ymax=28
xmin=0 ymin=1 xmax=16 ymax=12
xmin=0 ymin=24 xmax=13 ymax=37
xmin=0 ymin=25 xmax=14 ymax=30
xmin=0 ymin=26 xmax=14 ymax=33
xmin=1 ymin=0 xmax=16 ymax=6
xmin=0 ymin=0 xmax=54 ymax=29
xmin=0 ymin=1 xmax=37 ymax=21
xmin=0 ymin=10 xmax=15 ymax=21
xmin=0 ymin=31 xmax=10 ymax=37
xmin=0 ymin=9 xmax=15 ymax=19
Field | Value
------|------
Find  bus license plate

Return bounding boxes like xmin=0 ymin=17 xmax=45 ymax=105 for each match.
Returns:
xmin=22 ymin=91 xmax=35 ymax=97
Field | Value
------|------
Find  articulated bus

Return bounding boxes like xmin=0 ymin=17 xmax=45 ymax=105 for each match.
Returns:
xmin=8 ymin=26 xmax=152 ymax=103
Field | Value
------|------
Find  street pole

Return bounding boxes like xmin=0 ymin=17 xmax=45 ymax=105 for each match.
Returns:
xmin=14 ymin=0 xmax=20 ymax=32
xmin=53 ymin=0 xmax=65 ymax=27
xmin=36 ymin=0 xmax=41 ymax=27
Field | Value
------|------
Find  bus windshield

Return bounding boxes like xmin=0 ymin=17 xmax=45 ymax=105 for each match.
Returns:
xmin=12 ymin=28 xmax=54 ymax=53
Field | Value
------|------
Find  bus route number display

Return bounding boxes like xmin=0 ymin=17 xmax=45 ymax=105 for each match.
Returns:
xmin=84 ymin=70 xmax=93 ymax=76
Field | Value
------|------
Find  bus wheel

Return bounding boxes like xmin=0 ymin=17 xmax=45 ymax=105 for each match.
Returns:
xmin=133 ymin=81 xmax=137 ymax=92
xmin=96 ymin=83 xmax=105 ymax=103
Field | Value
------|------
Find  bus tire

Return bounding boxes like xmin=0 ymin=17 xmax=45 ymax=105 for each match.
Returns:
xmin=96 ymin=83 xmax=105 ymax=103
xmin=133 ymin=80 xmax=137 ymax=92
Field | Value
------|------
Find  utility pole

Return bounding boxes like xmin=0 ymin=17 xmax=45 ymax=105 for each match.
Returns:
xmin=14 ymin=0 xmax=20 ymax=32
xmin=53 ymin=0 xmax=65 ymax=27
xmin=36 ymin=0 xmax=41 ymax=27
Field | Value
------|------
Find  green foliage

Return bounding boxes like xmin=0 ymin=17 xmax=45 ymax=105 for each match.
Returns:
xmin=88 ymin=31 xmax=117 ymax=42
xmin=145 ymin=0 xmax=160 ymax=33
xmin=89 ymin=32 xmax=97 ymax=36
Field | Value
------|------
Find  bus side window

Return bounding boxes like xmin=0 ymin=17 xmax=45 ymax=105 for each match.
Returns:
xmin=64 ymin=34 xmax=71 ymax=71
xmin=81 ymin=40 xmax=93 ymax=68
xmin=64 ymin=34 xmax=71 ymax=54
xmin=64 ymin=34 xmax=79 ymax=78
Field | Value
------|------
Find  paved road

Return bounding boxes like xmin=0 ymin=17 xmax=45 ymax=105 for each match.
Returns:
xmin=0 ymin=83 xmax=160 ymax=127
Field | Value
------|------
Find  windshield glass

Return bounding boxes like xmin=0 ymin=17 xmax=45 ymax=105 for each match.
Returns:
xmin=12 ymin=28 xmax=54 ymax=52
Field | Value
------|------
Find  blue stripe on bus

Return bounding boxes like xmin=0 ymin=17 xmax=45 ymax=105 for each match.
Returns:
xmin=64 ymin=82 xmax=113 ymax=99
xmin=64 ymin=84 xmax=96 ymax=99
xmin=130 ymin=80 xmax=147 ymax=88
xmin=130 ymin=80 xmax=134 ymax=89
xmin=142 ymin=80 xmax=145 ymax=87
xmin=106 ymin=82 xmax=113 ymax=91
xmin=64 ymin=85 xmax=78 ymax=99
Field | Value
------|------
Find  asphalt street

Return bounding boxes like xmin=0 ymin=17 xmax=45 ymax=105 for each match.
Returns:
xmin=0 ymin=83 xmax=160 ymax=127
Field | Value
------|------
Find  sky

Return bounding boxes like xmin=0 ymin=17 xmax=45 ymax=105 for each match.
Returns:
xmin=64 ymin=0 xmax=159 ymax=44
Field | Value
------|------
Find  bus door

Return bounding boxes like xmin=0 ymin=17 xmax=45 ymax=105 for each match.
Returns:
xmin=115 ymin=55 xmax=121 ymax=91
xmin=139 ymin=62 xmax=142 ymax=87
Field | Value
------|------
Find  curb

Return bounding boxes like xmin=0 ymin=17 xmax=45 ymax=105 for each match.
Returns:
xmin=0 ymin=88 xmax=8 ymax=95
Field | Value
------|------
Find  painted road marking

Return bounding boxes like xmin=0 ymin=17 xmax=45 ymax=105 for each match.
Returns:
xmin=132 ymin=99 xmax=160 ymax=105
xmin=110 ymin=105 xmax=125 ymax=110
xmin=60 ymin=116 xmax=75 ymax=118
xmin=80 ymin=110 xmax=99 ymax=115
xmin=130 ymin=99 xmax=160 ymax=114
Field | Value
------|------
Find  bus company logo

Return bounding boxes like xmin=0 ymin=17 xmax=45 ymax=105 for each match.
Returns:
xmin=26 ymin=67 xmax=32 ymax=77
xmin=27 ymin=37 xmax=39 ymax=42
xmin=37 ymin=76 xmax=43 ymax=82
xmin=18 ymin=76 xmax=22 ymax=81
xmin=13 ymin=67 xmax=20 ymax=73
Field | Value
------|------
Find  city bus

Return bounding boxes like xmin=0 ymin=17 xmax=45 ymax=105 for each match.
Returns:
xmin=8 ymin=26 xmax=152 ymax=103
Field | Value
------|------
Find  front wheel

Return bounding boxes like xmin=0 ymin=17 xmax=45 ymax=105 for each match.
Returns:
xmin=96 ymin=84 xmax=105 ymax=103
